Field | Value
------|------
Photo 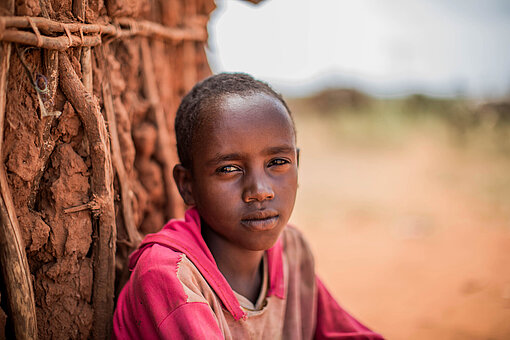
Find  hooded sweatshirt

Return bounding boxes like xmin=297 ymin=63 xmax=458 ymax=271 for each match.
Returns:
xmin=113 ymin=208 xmax=383 ymax=339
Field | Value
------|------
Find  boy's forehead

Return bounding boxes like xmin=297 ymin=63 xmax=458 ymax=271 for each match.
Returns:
xmin=203 ymin=93 xmax=293 ymax=130
xmin=192 ymin=93 xmax=296 ymax=157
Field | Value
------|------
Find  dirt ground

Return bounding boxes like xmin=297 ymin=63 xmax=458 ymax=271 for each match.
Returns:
xmin=289 ymin=109 xmax=510 ymax=339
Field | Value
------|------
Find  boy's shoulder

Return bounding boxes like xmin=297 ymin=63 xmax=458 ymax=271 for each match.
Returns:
xmin=133 ymin=241 xmax=182 ymax=274
xmin=130 ymin=224 xmax=315 ymax=288
xmin=114 ymin=242 xmax=223 ymax=338
xmin=281 ymin=225 xmax=314 ymax=255
xmin=134 ymin=245 xmax=213 ymax=299
xmin=133 ymin=224 xmax=315 ymax=270
xmin=280 ymin=225 xmax=316 ymax=271
xmin=129 ymin=223 xmax=315 ymax=285
xmin=281 ymin=224 xmax=307 ymax=241
xmin=129 ymin=241 xmax=187 ymax=293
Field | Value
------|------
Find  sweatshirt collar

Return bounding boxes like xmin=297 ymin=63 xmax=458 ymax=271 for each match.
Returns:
xmin=129 ymin=207 xmax=285 ymax=321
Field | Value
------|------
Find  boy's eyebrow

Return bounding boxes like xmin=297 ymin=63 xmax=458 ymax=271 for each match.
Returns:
xmin=206 ymin=153 xmax=244 ymax=165
xmin=206 ymin=146 xmax=296 ymax=165
xmin=263 ymin=145 xmax=296 ymax=155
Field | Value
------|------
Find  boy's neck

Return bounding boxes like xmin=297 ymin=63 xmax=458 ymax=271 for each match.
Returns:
xmin=201 ymin=223 xmax=264 ymax=303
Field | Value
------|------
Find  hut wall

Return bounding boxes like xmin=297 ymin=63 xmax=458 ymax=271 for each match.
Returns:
xmin=0 ymin=0 xmax=214 ymax=338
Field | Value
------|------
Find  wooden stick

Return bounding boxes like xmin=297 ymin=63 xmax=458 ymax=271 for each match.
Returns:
xmin=0 ymin=40 xmax=38 ymax=340
xmin=1 ymin=16 xmax=117 ymax=35
xmin=73 ymin=0 xmax=88 ymax=22
xmin=73 ymin=0 xmax=92 ymax=92
xmin=39 ymin=0 xmax=58 ymax=96
xmin=1 ymin=29 xmax=101 ymax=50
xmin=140 ymin=38 xmax=183 ymax=219
xmin=1 ymin=15 xmax=207 ymax=37
xmin=182 ymin=42 xmax=197 ymax=91
xmin=97 ymin=45 xmax=141 ymax=247
xmin=44 ymin=50 xmax=59 ymax=101
xmin=58 ymin=52 xmax=116 ymax=340
xmin=183 ymin=0 xmax=198 ymax=90
xmin=0 ymin=16 xmax=207 ymax=50
xmin=81 ymin=47 xmax=92 ymax=92
xmin=64 ymin=195 xmax=101 ymax=214
xmin=115 ymin=17 xmax=206 ymax=41
xmin=4 ymin=0 xmax=14 ymax=14
xmin=39 ymin=0 xmax=52 ymax=18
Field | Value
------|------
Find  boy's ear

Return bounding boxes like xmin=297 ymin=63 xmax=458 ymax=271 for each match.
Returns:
xmin=296 ymin=148 xmax=300 ymax=167
xmin=173 ymin=164 xmax=196 ymax=206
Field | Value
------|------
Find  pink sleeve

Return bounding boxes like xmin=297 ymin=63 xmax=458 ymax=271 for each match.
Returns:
xmin=157 ymin=302 xmax=224 ymax=339
xmin=314 ymin=278 xmax=384 ymax=340
xmin=112 ymin=245 xmax=224 ymax=339
xmin=113 ymin=300 xmax=223 ymax=339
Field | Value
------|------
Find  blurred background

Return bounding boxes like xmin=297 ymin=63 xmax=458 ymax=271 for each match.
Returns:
xmin=208 ymin=1 xmax=510 ymax=339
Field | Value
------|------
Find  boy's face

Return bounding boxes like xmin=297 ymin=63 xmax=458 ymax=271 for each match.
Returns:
xmin=178 ymin=93 xmax=298 ymax=251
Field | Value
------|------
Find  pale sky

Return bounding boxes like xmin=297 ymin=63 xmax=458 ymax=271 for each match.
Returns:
xmin=207 ymin=0 xmax=510 ymax=98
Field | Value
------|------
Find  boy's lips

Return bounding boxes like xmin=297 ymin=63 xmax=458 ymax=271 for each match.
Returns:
xmin=241 ymin=210 xmax=279 ymax=231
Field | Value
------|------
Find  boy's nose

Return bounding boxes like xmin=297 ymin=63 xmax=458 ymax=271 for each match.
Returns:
xmin=242 ymin=173 xmax=274 ymax=203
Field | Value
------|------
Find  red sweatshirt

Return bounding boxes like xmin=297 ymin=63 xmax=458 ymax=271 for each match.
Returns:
xmin=113 ymin=208 xmax=383 ymax=339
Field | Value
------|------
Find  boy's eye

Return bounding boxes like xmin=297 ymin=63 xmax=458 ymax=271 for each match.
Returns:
xmin=268 ymin=158 xmax=290 ymax=167
xmin=216 ymin=165 xmax=242 ymax=174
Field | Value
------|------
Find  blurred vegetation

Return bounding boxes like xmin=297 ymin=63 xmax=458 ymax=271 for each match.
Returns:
xmin=288 ymin=89 xmax=510 ymax=212
xmin=288 ymin=89 xmax=510 ymax=156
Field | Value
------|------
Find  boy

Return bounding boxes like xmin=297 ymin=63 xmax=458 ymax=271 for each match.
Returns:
xmin=113 ymin=73 xmax=383 ymax=339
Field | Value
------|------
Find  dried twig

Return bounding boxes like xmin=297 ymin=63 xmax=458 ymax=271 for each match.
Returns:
xmin=73 ymin=0 xmax=88 ymax=22
xmin=73 ymin=0 xmax=93 ymax=93
xmin=0 ymin=36 xmax=38 ymax=340
xmin=97 ymin=44 xmax=141 ymax=247
xmin=140 ymin=38 xmax=184 ymax=219
xmin=115 ymin=17 xmax=206 ymax=41
xmin=182 ymin=42 xmax=197 ymax=91
xmin=43 ymin=49 xmax=59 ymax=104
xmin=2 ymin=30 xmax=101 ymax=51
xmin=58 ymin=52 xmax=116 ymax=340
xmin=1 ymin=16 xmax=117 ymax=35
xmin=64 ymin=195 xmax=101 ymax=215
xmin=38 ymin=0 xmax=59 ymax=109
xmin=0 ymin=16 xmax=207 ymax=50
xmin=81 ymin=47 xmax=92 ymax=92
xmin=183 ymin=1 xmax=199 ymax=90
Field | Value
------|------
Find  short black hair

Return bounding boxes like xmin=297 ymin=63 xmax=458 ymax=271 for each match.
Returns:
xmin=174 ymin=72 xmax=294 ymax=169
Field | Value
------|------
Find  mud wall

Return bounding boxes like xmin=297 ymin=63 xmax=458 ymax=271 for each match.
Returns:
xmin=0 ymin=0 xmax=214 ymax=338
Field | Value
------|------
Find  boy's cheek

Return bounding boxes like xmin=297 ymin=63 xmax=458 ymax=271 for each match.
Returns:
xmin=196 ymin=185 xmax=239 ymax=211
xmin=279 ymin=171 xmax=299 ymax=189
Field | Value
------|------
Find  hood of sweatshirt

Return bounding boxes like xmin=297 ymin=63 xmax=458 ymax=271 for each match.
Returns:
xmin=128 ymin=207 xmax=285 ymax=321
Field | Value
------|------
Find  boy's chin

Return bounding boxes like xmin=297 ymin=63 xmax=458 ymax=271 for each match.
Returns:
xmin=241 ymin=232 xmax=284 ymax=252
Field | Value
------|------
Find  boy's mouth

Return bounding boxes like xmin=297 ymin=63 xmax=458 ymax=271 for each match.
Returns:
xmin=241 ymin=210 xmax=279 ymax=231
